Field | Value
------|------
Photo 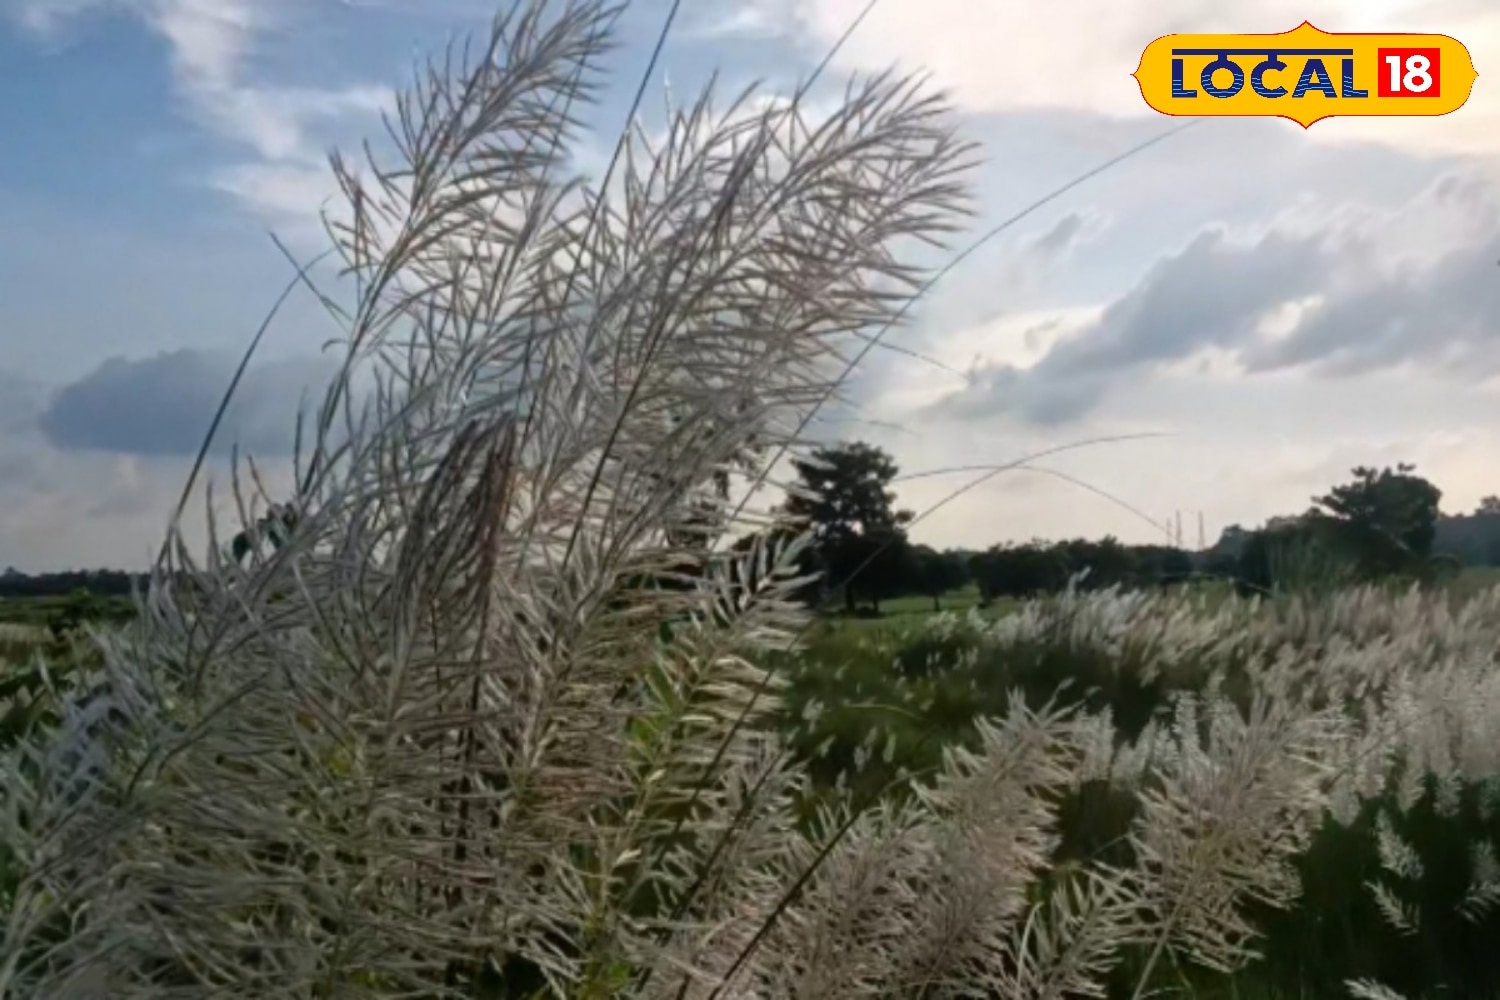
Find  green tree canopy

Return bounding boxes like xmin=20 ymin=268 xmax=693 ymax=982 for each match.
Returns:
xmin=782 ymin=441 xmax=915 ymax=613
xmin=1312 ymin=463 xmax=1442 ymax=578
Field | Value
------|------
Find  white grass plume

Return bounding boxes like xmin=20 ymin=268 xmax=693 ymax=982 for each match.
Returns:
xmin=0 ymin=2 xmax=975 ymax=995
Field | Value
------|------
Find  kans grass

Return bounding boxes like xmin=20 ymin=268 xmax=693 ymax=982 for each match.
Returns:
xmin=2 ymin=2 xmax=1497 ymax=998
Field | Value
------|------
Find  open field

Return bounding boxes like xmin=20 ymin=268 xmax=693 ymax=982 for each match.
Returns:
xmin=819 ymin=565 xmax=1500 ymax=631
xmin=9 ymin=572 xmax=1500 ymax=997
xmin=0 ymin=594 xmax=133 ymax=629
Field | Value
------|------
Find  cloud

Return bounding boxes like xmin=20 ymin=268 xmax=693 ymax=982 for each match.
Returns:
xmin=195 ymin=82 xmax=391 ymax=163
xmin=0 ymin=366 xmax=295 ymax=570
xmin=1000 ymin=208 xmax=1111 ymax=295
xmin=1028 ymin=210 xmax=1095 ymax=259
xmin=207 ymin=160 xmax=346 ymax=232
xmin=683 ymin=1 xmax=784 ymax=40
xmin=149 ymin=0 xmax=257 ymax=87
xmin=922 ymin=168 xmax=1500 ymax=425
xmin=38 ymin=349 xmax=337 ymax=457
xmin=5 ymin=0 xmax=260 ymax=85
xmin=5 ymin=0 xmax=392 ymax=232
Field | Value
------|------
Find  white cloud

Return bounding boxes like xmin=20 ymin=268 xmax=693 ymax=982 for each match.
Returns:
xmin=6 ymin=0 xmax=392 ymax=232
xmin=4 ymin=0 xmax=259 ymax=83
xmin=683 ymin=2 xmax=782 ymax=41
xmin=207 ymin=161 xmax=340 ymax=239
xmin=195 ymin=83 xmax=391 ymax=162
xmin=150 ymin=0 xmax=257 ymax=87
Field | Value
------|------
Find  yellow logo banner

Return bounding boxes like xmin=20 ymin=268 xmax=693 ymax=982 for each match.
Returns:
xmin=1133 ymin=21 xmax=1477 ymax=127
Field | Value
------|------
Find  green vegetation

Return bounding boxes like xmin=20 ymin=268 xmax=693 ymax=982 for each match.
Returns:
xmin=777 ymin=586 xmax=1500 ymax=999
xmin=0 ymin=591 xmax=134 ymax=629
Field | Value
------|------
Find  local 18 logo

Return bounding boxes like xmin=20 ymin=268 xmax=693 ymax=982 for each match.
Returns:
xmin=1133 ymin=21 xmax=1478 ymax=127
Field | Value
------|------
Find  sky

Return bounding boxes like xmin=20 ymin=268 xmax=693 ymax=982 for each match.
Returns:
xmin=2 ymin=0 xmax=1499 ymax=569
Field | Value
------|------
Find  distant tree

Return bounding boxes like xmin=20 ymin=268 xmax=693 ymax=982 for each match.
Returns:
xmin=1054 ymin=536 xmax=1135 ymax=591
xmin=1312 ymin=463 xmax=1442 ymax=579
xmin=0 ymin=569 xmax=143 ymax=599
xmin=911 ymin=545 xmax=969 ymax=611
xmin=856 ymin=528 xmax=921 ymax=614
xmin=782 ymin=441 xmax=914 ymax=614
xmin=1434 ymin=507 xmax=1500 ymax=567
xmin=970 ymin=542 xmax=1065 ymax=601
xmin=1212 ymin=524 xmax=1253 ymax=556
xmin=1132 ymin=545 xmax=1194 ymax=587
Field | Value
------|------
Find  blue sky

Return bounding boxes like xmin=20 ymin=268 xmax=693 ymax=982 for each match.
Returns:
xmin=2 ymin=0 xmax=1500 ymax=569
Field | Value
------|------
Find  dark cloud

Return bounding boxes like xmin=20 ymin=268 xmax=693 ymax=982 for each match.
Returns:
xmin=938 ymin=364 xmax=1111 ymax=427
xmin=934 ymin=224 xmax=1334 ymax=423
xmin=1025 ymin=210 xmax=1095 ymax=260
xmin=854 ymin=106 xmax=1458 ymax=409
xmin=1243 ymin=235 xmax=1500 ymax=379
xmin=930 ymin=171 xmax=1500 ymax=426
xmin=992 ymin=209 xmax=1110 ymax=298
xmin=1050 ymin=226 xmax=1332 ymax=376
xmin=39 ymin=350 xmax=338 ymax=457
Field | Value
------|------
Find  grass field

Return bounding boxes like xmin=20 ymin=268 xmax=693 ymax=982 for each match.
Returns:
xmin=9 ymin=570 xmax=1500 ymax=998
xmin=776 ymin=573 xmax=1500 ymax=999
xmin=826 ymin=565 xmax=1500 ymax=632
xmin=4 ymin=566 xmax=1498 ymax=638
xmin=0 ymin=593 xmax=132 ymax=626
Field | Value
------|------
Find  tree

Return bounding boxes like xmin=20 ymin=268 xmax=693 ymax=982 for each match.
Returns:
xmin=1312 ymin=463 xmax=1442 ymax=579
xmin=970 ymin=542 xmax=1066 ymax=601
xmin=1132 ymin=545 xmax=1194 ymax=587
xmin=1478 ymin=495 xmax=1500 ymax=516
xmin=1053 ymin=536 xmax=1135 ymax=591
xmin=911 ymin=545 xmax=969 ymax=611
xmin=782 ymin=441 xmax=914 ymax=614
xmin=1235 ymin=518 xmax=1353 ymax=597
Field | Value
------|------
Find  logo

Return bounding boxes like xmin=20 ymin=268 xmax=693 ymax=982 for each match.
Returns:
xmin=1133 ymin=21 xmax=1477 ymax=127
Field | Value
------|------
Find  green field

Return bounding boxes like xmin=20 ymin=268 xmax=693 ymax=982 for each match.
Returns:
xmin=0 ymin=593 xmax=133 ymax=629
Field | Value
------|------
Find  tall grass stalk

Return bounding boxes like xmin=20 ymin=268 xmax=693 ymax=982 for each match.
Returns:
xmin=0 ymin=4 xmax=1482 ymax=1000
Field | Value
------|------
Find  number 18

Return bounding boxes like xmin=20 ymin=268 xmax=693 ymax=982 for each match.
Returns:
xmin=1378 ymin=48 xmax=1441 ymax=97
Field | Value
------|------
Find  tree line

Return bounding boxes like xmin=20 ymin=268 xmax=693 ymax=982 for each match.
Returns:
xmin=0 ymin=568 xmax=145 ymax=600
xmin=758 ymin=442 xmax=1497 ymax=614
xmin=7 ymin=443 xmax=1499 ymax=616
